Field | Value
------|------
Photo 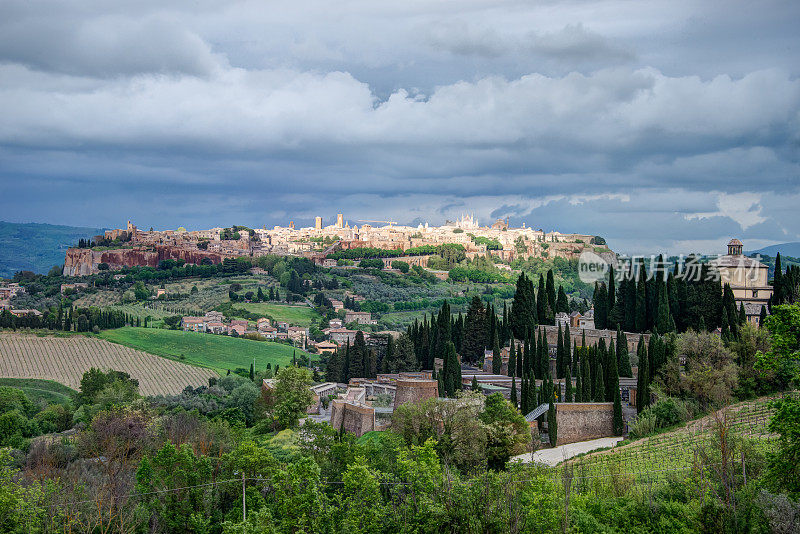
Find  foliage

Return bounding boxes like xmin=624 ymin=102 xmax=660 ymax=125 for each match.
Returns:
xmin=765 ymin=394 xmax=800 ymax=499
xmin=756 ymin=304 xmax=800 ymax=388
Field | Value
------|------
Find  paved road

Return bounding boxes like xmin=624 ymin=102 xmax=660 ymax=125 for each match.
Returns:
xmin=512 ymin=436 xmax=624 ymax=466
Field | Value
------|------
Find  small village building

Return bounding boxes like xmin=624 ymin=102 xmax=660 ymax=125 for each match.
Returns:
xmin=181 ymin=317 xmax=206 ymax=332
xmin=329 ymin=328 xmax=359 ymax=345
xmin=345 ymin=311 xmax=376 ymax=325
xmin=315 ymin=341 xmax=338 ymax=355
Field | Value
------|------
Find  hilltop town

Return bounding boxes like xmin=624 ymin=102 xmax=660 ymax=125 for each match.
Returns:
xmin=62 ymin=214 xmax=612 ymax=276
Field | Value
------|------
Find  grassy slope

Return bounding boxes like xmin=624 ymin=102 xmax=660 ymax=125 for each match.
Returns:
xmin=236 ymin=302 xmax=320 ymax=326
xmin=99 ymin=327 xmax=312 ymax=373
xmin=569 ymin=396 xmax=778 ymax=485
xmin=0 ymin=378 xmax=76 ymax=405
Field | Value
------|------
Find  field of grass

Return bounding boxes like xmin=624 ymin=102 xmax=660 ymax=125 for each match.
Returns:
xmin=0 ymin=333 xmax=215 ymax=395
xmin=236 ymin=302 xmax=320 ymax=326
xmin=99 ymin=327 xmax=312 ymax=373
xmin=0 ymin=378 xmax=77 ymax=406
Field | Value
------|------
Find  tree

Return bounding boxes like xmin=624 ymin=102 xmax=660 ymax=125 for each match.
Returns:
xmin=635 ymin=273 xmax=647 ymax=333
xmin=616 ymin=327 xmax=632 ymax=377
xmin=546 ymin=269 xmax=556 ymax=321
xmin=471 ymin=375 xmax=480 ymax=392
xmin=594 ymin=283 xmax=608 ymax=330
xmin=462 ymin=296 xmax=487 ymax=364
xmin=271 ymin=366 xmax=314 ymax=429
xmin=349 ymin=331 xmax=368 ymax=379
xmin=510 ymin=377 xmax=518 ymax=407
xmin=765 ymin=394 xmax=800 ymax=499
xmin=507 ymin=338 xmax=517 ymax=377
xmin=556 ymin=286 xmax=569 ymax=314
xmin=575 ymin=361 xmax=583 ymax=402
xmin=441 ymin=342 xmax=461 ymax=397
xmin=565 ymin=368 xmax=573 ymax=402
xmin=679 ymin=331 xmax=738 ymax=410
xmin=636 ymin=336 xmax=649 ymax=413
xmin=547 ymin=401 xmax=557 ymax=446
xmin=491 ymin=330 xmax=502 ymax=375
xmin=612 ymin=388 xmax=623 ymax=436
xmin=756 ymin=304 xmax=800 ymax=388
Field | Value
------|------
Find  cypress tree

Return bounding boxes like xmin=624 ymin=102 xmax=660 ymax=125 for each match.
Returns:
xmin=548 ymin=393 xmax=558 ymax=446
xmin=556 ymin=324 xmax=564 ymax=378
xmin=508 ymin=339 xmax=517 ymax=377
xmin=607 ymin=266 xmax=617 ymax=329
xmin=564 ymin=323 xmax=571 ymax=372
xmin=636 ymin=336 xmax=649 ymax=412
xmin=536 ymin=274 xmax=547 ymax=326
xmin=565 ymin=367 xmax=573 ymax=402
xmin=721 ymin=308 xmax=731 ymax=341
xmin=738 ymin=302 xmax=746 ymax=325
xmin=516 ymin=339 xmax=523 ymax=378
xmin=546 ymin=269 xmax=557 ymax=321
xmin=527 ymin=374 xmax=537 ymax=412
xmin=249 ymin=362 xmax=254 ymax=381
xmin=774 ymin=253 xmax=783 ymax=304
xmin=758 ymin=305 xmax=767 ymax=327
xmin=656 ymin=281 xmax=674 ymax=334
xmin=594 ymin=282 xmax=609 ymax=330
xmin=575 ymin=361 xmax=583 ymax=402
xmin=471 ymin=375 xmax=480 ymax=392
xmin=521 ymin=376 xmax=528 ymax=413
xmin=616 ymin=327 xmax=632 ymax=377
xmin=556 ymin=286 xmax=569 ymax=313
xmin=581 ymin=353 xmax=591 ymax=401
xmin=437 ymin=372 xmax=445 ymax=397
xmin=613 ymin=388 xmax=623 ymax=436
xmin=635 ymin=271 xmax=647 ymax=333
xmin=510 ymin=377 xmax=518 ymax=407
xmin=492 ymin=330 xmax=502 ymax=375
xmin=594 ymin=362 xmax=605 ymax=402
xmin=342 ymin=342 xmax=351 ymax=382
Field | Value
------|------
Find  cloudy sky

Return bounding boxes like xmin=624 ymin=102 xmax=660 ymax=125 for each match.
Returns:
xmin=1 ymin=0 xmax=798 ymax=254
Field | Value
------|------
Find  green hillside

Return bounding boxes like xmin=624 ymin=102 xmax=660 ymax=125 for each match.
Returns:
xmin=235 ymin=302 xmax=320 ymax=326
xmin=0 ymin=220 xmax=102 ymax=278
xmin=0 ymin=378 xmax=77 ymax=406
xmin=99 ymin=327 xmax=312 ymax=374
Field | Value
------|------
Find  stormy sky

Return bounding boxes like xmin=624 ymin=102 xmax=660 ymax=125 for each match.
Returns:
xmin=0 ymin=0 xmax=798 ymax=254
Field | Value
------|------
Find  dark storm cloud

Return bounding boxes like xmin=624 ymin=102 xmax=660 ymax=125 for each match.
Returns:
xmin=0 ymin=0 xmax=798 ymax=253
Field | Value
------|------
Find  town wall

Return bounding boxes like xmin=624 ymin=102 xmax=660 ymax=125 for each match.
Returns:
xmin=393 ymin=379 xmax=439 ymax=410
xmin=329 ymin=400 xmax=375 ymax=437
xmin=552 ymin=403 xmax=614 ymax=446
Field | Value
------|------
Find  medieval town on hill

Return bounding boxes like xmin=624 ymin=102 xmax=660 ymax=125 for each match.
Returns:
xmin=1 ymin=212 xmax=799 ymax=531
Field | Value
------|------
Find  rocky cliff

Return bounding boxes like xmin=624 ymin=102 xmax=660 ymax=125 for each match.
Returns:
xmin=63 ymin=246 xmax=226 ymax=276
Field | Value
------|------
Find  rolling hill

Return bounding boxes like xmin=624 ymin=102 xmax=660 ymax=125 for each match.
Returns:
xmin=0 ymin=221 xmax=102 ymax=278
xmin=746 ymin=241 xmax=800 ymax=259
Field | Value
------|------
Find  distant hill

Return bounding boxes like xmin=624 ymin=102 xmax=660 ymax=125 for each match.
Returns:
xmin=0 ymin=221 xmax=102 ymax=278
xmin=746 ymin=242 xmax=800 ymax=258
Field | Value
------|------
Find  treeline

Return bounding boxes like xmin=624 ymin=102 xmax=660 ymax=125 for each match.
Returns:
xmin=592 ymin=256 xmax=761 ymax=334
xmin=328 ymin=243 xmax=465 ymax=260
xmin=0 ymin=306 xmax=134 ymax=332
xmin=772 ymin=253 xmax=800 ymax=305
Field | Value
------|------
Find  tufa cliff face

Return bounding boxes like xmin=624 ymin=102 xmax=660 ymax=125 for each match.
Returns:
xmin=63 ymin=246 xmax=226 ymax=276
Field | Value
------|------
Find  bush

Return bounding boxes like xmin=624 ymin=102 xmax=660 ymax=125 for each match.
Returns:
xmin=391 ymin=261 xmax=410 ymax=273
xmin=359 ymin=258 xmax=384 ymax=269
xmin=628 ymin=411 xmax=657 ymax=439
xmin=649 ymin=397 xmax=691 ymax=429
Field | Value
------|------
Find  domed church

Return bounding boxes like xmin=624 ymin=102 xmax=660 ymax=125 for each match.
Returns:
xmin=710 ymin=239 xmax=773 ymax=325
